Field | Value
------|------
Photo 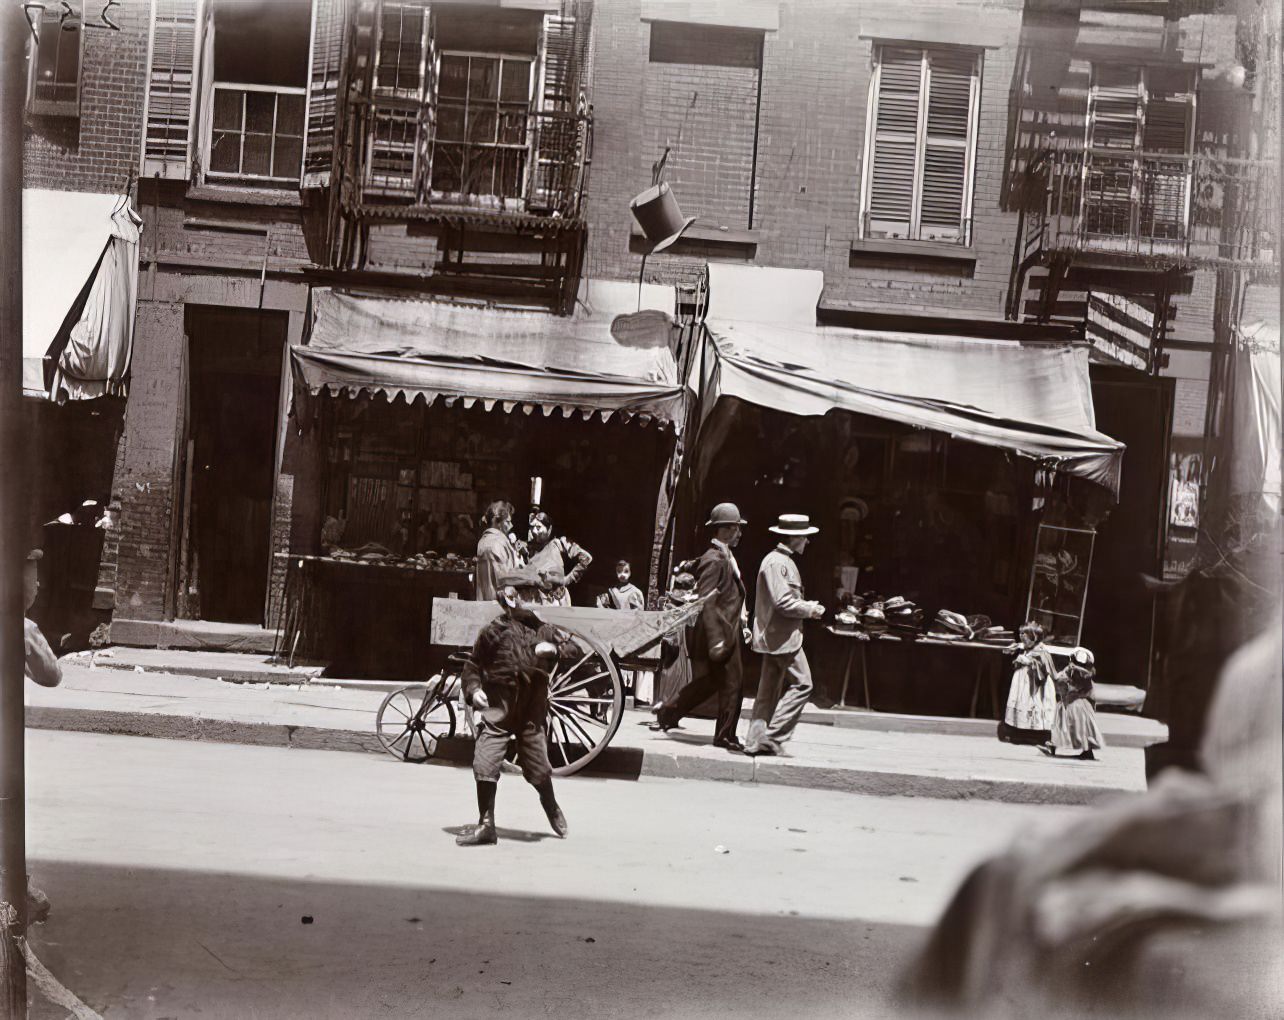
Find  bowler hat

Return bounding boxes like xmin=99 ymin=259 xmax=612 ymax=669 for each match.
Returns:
xmin=630 ymin=182 xmax=697 ymax=254
xmin=705 ymin=502 xmax=748 ymax=527
xmin=769 ymin=514 xmax=819 ymax=536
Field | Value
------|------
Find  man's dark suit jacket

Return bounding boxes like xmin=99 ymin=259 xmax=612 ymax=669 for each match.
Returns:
xmin=686 ymin=543 xmax=746 ymax=665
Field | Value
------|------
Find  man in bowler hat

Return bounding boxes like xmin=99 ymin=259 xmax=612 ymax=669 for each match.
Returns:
xmin=650 ymin=503 xmax=749 ymax=752
xmin=743 ymin=515 xmax=825 ymax=756
xmin=456 ymin=567 xmax=577 ymax=846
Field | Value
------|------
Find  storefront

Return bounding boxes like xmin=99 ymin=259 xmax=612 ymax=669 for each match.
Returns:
xmin=280 ymin=285 xmax=685 ymax=678
xmin=667 ymin=269 xmax=1125 ymax=715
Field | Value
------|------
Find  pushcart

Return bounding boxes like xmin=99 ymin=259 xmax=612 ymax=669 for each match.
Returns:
xmin=375 ymin=595 xmax=708 ymax=776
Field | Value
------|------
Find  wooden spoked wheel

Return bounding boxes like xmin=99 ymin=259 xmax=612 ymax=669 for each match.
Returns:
xmin=376 ymin=676 xmax=457 ymax=763
xmin=544 ymin=630 xmax=624 ymax=776
xmin=460 ymin=628 xmax=624 ymax=777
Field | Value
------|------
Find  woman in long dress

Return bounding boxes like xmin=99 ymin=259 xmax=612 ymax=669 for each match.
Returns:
xmin=473 ymin=501 xmax=522 ymax=602
xmin=525 ymin=510 xmax=592 ymax=607
xmin=999 ymin=621 xmax=1057 ymax=744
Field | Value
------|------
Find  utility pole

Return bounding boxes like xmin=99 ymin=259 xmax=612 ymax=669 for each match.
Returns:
xmin=0 ymin=1 xmax=29 ymax=1015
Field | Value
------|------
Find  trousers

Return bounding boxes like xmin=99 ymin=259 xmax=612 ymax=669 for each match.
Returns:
xmin=472 ymin=682 xmax=552 ymax=786
xmin=750 ymin=647 xmax=814 ymax=743
xmin=664 ymin=644 xmax=742 ymax=744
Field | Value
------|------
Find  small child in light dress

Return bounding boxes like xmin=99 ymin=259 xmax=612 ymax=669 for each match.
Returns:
xmin=1040 ymin=646 xmax=1106 ymax=761
xmin=1000 ymin=621 xmax=1057 ymax=744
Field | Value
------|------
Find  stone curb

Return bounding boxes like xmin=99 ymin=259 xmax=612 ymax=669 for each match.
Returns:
xmin=26 ymin=704 xmax=1134 ymax=806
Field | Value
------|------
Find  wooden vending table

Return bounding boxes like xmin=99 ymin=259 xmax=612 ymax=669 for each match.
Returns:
xmin=828 ymin=627 xmax=1010 ymax=717
xmin=276 ymin=555 xmax=474 ymax=680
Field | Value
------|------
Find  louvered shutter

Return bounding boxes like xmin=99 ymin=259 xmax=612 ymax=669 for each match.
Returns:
xmin=414 ymin=9 xmax=437 ymax=202
xmin=1141 ymin=69 xmax=1195 ymax=241
xmin=1087 ymin=65 xmax=1143 ymax=150
xmin=529 ymin=9 xmax=579 ymax=213
xmin=1084 ymin=66 xmax=1144 ymax=238
xmin=366 ymin=1 xmax=427 ymax=196
xmin=142 ymin=0 xmax=199 ymax=180
xmin=866 ymin=47 xmax=922 ymax=239
xmin=920 ymin=50 xmax=975 ymax=241
xmin=304 ymin=0 xmax=347 ymax=188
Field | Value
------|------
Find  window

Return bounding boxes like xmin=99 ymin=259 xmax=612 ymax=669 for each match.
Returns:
xmin=861 ymin=45 xmax=981 ymax=244
xmin=203 ymin=0 xmax=311 ymax=187
xmin=1082 ymin=64 xmax=1196 ymax=245
xmin=430 ymin=53 xmax=533 ymax=202
xmin=28 ymin=9 xmax=83 ymax=117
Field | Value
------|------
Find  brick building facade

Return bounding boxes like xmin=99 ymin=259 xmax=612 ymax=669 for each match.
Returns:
xmin=21 ymin=0 xmax=1277 ymax=670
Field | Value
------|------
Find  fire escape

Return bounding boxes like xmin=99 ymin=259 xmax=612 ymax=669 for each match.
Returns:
xmin=307 ymin=0 xmax=595 ymax=315
xmin=1005 ymin=33 xmax=1278 ymax=374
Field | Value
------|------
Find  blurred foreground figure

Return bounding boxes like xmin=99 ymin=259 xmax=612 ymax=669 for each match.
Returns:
xmin=902 ymin=624 xmax=1282 ymax=1019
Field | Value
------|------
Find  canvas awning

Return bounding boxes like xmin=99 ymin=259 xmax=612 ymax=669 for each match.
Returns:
xmin=1228 ymin=319 xmax=1281 ymax=516
xmin=23 ymin=189 xmax=141 ymax=400
xmin=695 ymin=319 xmax=1126 ymax=494
xmin=292 ymin=286 xmax=686 ymax=427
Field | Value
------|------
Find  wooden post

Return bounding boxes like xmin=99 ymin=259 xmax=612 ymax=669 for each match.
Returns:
xmin=0 ymin=4 xmax=29 ymax=1015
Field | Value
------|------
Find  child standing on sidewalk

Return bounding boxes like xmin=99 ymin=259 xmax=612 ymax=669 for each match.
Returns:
xmin=1041 ymin=646 xmax=1106 ymax=761
xmin=596 ymin=560 xmax=651 ymax=704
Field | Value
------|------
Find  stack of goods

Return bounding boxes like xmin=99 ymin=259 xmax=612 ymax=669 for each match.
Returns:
xmin=884 ymin=596 xmax=925 ymax=639
xmin=928 ymin=609 xmax=1014 ymax=645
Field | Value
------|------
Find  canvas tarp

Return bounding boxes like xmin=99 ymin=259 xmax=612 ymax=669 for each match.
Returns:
xmin=23 ymin=189 xmax=141 ymax=400
xmin=1228 ymin=319 xmax=1281 ymax=516
xmin=292 ymin=287 xmax=686 ymax=427
xmin=695 ymin=319 xmax=1126 ymax=494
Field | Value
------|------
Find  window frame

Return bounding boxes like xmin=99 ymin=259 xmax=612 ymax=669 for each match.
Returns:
xmin=859 ymin=43 xmax=983 ymax=245
xmin=427 ymin=48 xmax=536 ymax=209
xmin=27 ymin=9 xmax=85 ymax=118
xmin=204 ymin=80 xmax=308 ymax=185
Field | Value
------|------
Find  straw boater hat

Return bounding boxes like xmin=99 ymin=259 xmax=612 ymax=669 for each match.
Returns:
xmin=769 ymin=514 xmax=819 ymax=536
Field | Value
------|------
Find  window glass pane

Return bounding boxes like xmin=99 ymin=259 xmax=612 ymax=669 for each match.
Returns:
xmin=500 ymin=60 xmax=530 ymax=103
xmin=470 ymin=57 xmax=500 ymax=100
xmin=468 ymin=148 xmax=496 ymax=194
xmin=437 ymin=101 xmax=466 ymax=141
xmin=468 ymin=107 xmax=497 ymax=144
xmin=213 ymin=88 xmax=242 ymax=131
xmin=245 ymin=91 xmax=275 ymax=135
xmin=213 ymin=0 xmax=310 ymax=87
xmin=54 ymin=25 xmax=80 ymax=85
xmin=431 ymin=145 xmax=463 ymax=192
xmin=377 ymin=5 xmax=424 ymax=94
xmin=496 ymin=148 xmax=526 ymax=198
xmin=273 ymin=136 xmax=303 ymax=178
xmin=209 ymin=131 xmax=241 ymax=173
xmin=439 ymin=55 xmax=469 ymax=99
xmin=242 ymin=133 xmax=272 ymax=176
xmin=34 ymin=20 xmax=60 ymax=84
xmin=497 ymin=106 xmax=527 ymax=145
xmin=276 ymin=93 xmax=305 ymax=137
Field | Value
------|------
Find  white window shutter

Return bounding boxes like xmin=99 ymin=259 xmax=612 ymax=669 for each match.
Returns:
xmin=920 ymin=50 xmax=975 ymax=241
xmin=142 ymin=0 xmax=199 ymax=180
xmin=414 ymin=7 xmax=438 ymax=202
xmin=366 ymin=1 xmax=427 ymax=196
xmin=529 ymin=9 xmax=579 ymax=213
xmin=304 ymin=0 xmax=347 ymax=188
xmin=867 ymin=47 xmax=922 ymax=239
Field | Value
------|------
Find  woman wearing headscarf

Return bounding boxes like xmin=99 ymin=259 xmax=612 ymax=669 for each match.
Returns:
xmin=474 ymin=501 xmax=523 ymax=602
xmin=524 ymin=509 xmax=592 ymax=607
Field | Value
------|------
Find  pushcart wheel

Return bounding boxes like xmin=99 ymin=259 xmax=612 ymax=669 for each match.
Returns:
xmin=544 ymin=629 xmax=624 ymax=777
xmin=376 ymin=678 xmax=457 ymax=763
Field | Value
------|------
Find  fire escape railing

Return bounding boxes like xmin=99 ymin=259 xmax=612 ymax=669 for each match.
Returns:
xmin=1027 ymin=146 xmax=1279 ymax=267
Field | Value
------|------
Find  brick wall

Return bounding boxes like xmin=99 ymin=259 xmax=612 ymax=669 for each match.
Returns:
xmin=110 ymin=301 xmax=187 ymax=620
xmin=642 ymin=21 xmax=762 ymax=230
xmin=23 ymin=1 xmax=148 ymax=193
xmin=586 ymin=0 xmax=1025 ymax=315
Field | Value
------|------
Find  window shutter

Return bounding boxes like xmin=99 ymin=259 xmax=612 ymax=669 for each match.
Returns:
xmin=414 ymin=10 xmax=438 ymax=202
xmin=142 ymin=0 xmax=199 ymax=180
xmin=304 ymin=0 xmax=347 ymax=188
xmin=1087 ymin=65 xmax=1143 ymax=150
xmin=920 ymin=50 xmax=975 ymax=241
xmin=366 ymin=2 xmax=428 ymax=196
xmin=529 ymin=8 xmax=581 ymax=213
xmin=867 ymin=47 xmax=922 ymax=239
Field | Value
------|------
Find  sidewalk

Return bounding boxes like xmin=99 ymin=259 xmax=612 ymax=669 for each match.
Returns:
xmin=27 ymin=651 xmax=1160 ymax=806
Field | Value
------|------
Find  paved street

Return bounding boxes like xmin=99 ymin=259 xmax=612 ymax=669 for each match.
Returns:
xmin=25 ymin=730 xmax=1080 ymax=1019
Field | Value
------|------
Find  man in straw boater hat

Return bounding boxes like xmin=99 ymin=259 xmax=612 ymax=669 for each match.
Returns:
xmin=455 ymin=566 xmax=578 ymax=846
xmin=743 ymin=514 xmax=826 ymax=757
xmin=649 ymin=502 xmax=749 ymax=752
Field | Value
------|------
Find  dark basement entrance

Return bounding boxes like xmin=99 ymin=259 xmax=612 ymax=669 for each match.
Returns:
xmin=180 ymin=306 xmax=286 ymax=624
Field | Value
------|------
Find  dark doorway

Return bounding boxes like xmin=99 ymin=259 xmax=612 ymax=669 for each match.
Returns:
xmin=183 ymin=306 xmax=286 ymax=624
xmin=1083 ymin=367 xmax=1174 ymax=690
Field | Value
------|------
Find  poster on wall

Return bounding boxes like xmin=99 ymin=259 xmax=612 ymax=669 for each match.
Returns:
xmin=1164 ymin=442 xmax=1204 ymax=579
